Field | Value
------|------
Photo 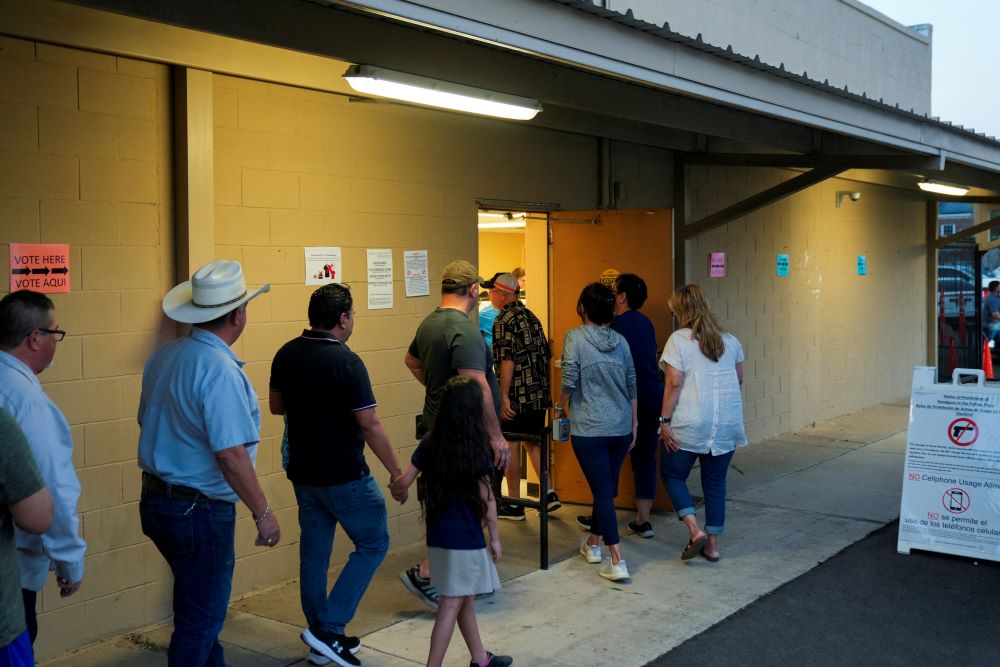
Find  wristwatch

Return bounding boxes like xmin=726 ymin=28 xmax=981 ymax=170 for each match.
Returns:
xmin=658 ymin=415 xmax=672 ymax=425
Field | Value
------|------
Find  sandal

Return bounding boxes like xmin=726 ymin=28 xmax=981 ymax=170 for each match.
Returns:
xmin=699 ymin=546 xmax=720 ymax=563
xmin=681 ymin=534 xmax=707 ymax=560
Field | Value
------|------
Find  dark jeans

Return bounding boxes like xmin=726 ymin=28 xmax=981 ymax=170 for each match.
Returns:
xmin=294 ymin=476 xmax=389 ymax=635
xmin=572 ymin=434 xmax=632 ymax=545
xmin=630 ymin=413 xmax=660 ymax=500
xmin=661 ymin=448 xmax=735 ymax=534
xmin=140 ymin=489 xmax=236 ymax=667
xmin=19 ymin=590 xmax=35 ymax=644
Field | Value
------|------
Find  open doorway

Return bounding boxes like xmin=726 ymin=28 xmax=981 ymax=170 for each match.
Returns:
xmin=478 ymin=208 xmax=550 ymax=500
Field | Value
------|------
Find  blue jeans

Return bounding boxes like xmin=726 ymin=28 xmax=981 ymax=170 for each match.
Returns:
xmin=661 ymin=448 xmax=735 ymax=534
xmin=630 ymin=413 xmax=660 ymax=500
xmin=0 ymin=630 xmax=33 ymax=667
xmin=294 ymin=475 xmax=389 ymax=635
xmin=572 ymin=434 xmax=632 ymax=546
xmin=140 ymin=489 xmax=235 ymax=667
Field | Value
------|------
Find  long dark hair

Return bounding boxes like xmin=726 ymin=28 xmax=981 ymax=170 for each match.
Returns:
xmin=577 ymin=282 xmax=615 ymax=325
xmin=418 ymin=376 xmax=492 ymax=527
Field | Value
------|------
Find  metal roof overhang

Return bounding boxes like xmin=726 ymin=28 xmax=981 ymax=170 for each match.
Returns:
xmin=48 ymin=0 xmax=1000 ymax=194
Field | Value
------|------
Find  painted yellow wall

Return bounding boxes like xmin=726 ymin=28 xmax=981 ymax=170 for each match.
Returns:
xmin=0 ymin=36 xmax=175 ymax=658
xmin=685 ymin=167 xmax=926 ymax=440
xmin=478 ymin=231 xmax=525 ymax=279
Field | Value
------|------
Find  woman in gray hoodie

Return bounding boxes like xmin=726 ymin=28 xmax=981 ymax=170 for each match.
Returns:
xmin=553 ymin=282 xmax=637 ymax=581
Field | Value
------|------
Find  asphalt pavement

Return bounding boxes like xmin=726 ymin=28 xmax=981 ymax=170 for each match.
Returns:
xmin=651 ymin=520 xmax=1000 ymax=666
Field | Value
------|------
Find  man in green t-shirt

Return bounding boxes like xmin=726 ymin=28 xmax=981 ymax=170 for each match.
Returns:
xmin=0 ymin=407 xmax=52 ymax=666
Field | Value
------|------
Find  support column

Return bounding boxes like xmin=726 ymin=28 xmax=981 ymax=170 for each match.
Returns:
xmin=173 ymin=67 xmax=215 ymax=280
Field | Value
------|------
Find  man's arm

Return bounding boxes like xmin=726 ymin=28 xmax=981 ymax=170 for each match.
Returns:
xmin=498 ymin=359 xmax=516 ymax=421
xmin=456 ymin=367 xmax=510 ymax=467
xmin=10 ymin=487 xmax=53 ymax=535
xmin=354 ymin=407 xmax=404 ymax=482
xmin=215 ymin=445 xmax=281 ymax=547
xmin=268 ymin=390 xmax=285 ymax=415
xmin=404 ymin=350 xmax=426 ymax=386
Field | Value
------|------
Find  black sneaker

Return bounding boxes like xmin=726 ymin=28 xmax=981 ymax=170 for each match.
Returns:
xmin=307 ymin=635 xmax=361 ymax=664
xmin=399 ymin=565 xmax=439 ymax=610
xmin=628 ymin=520 xmax=655 ymax=538
xmin=498 ymin=502 xmax=526 ymax=521
xmin=545 ymin=491 xmax=562 ymax=512
xmin=576 ymin=514 xmax=592 ymax=530
xmin=301 ymin=627 xmax=360 ymax=667
xmin=470 ymin=651 xmax=514 ymax=667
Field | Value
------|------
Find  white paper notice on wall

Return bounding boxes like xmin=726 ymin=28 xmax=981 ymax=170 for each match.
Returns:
xmin=897 ymin=367 xmax=1000 ymax=563
xmin=367 ymin=248 xmax=393 ymax=310
xmin=404 ymin=250 xmax=429 ymax=297
xmin=305 ymin=247 xmax=342 ymax=285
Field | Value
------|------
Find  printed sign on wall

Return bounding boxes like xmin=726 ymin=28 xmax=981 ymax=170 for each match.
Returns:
xmin=776 ymin=254 xmax=790 ymax=277
xmin=709 ymin=252 xmax=726 ymax=278
xmin=857 ymin=255 xmax=868 ymax=275
xmin=9 ymin=243 xmax=70 ymax=293
xmin=305 ymin=247 xmax=342 ymax=285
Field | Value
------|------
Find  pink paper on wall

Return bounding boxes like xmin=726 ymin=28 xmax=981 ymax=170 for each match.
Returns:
xmin=709 ymin=252 xmax=726 ymax=278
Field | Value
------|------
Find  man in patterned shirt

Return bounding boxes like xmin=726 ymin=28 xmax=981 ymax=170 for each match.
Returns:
xmin=485 ymin=273 xmax=558 ymax=519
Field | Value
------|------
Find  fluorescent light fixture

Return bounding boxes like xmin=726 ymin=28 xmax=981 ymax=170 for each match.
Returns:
xmin=343 ymin=65 xmax=541 ymax=120
xmin=918 ymin=180 xmax=969 ymax=196
xmin=478 ymin=220 xmax=527 ymax=230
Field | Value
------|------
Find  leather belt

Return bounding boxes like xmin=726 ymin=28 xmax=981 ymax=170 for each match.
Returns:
xmin=141 ymin=471 xmax=227 ymax=504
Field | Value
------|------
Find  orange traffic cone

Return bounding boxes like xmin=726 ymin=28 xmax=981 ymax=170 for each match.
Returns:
xmin=948 ymin=337 xmax=958 ymax=376
xmin=984 ymin=339 xmax=994 ymax=380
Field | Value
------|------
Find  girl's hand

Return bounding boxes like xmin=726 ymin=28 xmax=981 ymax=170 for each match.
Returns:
xmin=659 ymin=424 xmax=679 ymax=452
xmin=490 ymin=534 xmax=502 ymax=562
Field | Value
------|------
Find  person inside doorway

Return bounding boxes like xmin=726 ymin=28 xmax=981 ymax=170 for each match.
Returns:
xmin=484 ymin=272 xmax=558 ymax=518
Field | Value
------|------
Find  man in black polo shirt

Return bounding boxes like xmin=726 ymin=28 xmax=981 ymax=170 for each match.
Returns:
xmin=270 ymin=284 xmax=406 ymax=667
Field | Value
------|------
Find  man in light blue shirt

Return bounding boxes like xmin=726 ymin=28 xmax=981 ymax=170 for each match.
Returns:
xmin=138 ymin=260 xmax=280 ymax=667
xmin=0 ymin=290 xmax=86 ymax=646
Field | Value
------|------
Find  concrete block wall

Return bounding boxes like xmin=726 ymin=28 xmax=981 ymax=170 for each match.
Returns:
xmin=0 ymin=37 xmax=174 ymax=659
xmin=685 ymin=165 xmax=926 ymax=442
xmin=620 ymin=0 xmax=932 ymax=115
xmin=212 ymin=74 xmax=599 ymax=593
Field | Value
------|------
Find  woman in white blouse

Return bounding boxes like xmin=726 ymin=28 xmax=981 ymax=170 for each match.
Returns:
xmin=658 ymin=284 xmax=746 ymax=562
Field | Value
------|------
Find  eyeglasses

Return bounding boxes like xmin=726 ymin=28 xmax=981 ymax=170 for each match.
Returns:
xmin=37 ymin=328 xmax=66 ymax=342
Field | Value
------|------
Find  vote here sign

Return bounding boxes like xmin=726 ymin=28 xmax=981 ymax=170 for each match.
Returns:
xmin=9 ymin=243 xmax=70 ymax=293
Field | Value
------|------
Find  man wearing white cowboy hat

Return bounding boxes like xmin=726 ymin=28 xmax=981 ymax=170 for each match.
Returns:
xmin=137 ymin=260 xmax=280 ymax=667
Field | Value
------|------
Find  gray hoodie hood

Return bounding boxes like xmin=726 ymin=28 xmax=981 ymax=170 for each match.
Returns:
xmin=581 ymin=324 xmax=619 ymax=352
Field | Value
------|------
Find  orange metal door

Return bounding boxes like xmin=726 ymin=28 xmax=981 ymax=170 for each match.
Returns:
xmin=549 ymin=209 xmax=673 ymax=509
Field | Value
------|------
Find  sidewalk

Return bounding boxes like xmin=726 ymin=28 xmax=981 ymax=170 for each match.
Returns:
xmin=40 ymin=401 xmax=909 ymax=667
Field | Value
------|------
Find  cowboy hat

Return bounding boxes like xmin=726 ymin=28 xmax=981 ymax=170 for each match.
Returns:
xmin=162 ymin=260 xmax=270 ymax=324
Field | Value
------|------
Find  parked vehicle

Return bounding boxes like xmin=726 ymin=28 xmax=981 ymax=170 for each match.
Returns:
xmin=938 ymin=265 xmax=977 ymax=319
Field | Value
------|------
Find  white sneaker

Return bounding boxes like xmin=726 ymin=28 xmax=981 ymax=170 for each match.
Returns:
xmin=599 ymin=558 xmax=630 ymax=581
xmin=579 ymin=537 xmax=602 ymax=563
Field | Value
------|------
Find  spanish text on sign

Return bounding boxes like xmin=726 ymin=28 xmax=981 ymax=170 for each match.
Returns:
xmin=9 ymin=243 xmax=71 ymax=293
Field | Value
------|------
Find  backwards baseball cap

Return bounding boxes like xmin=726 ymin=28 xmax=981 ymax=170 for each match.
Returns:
xmin=481 ymin=272 xmax=519 ymax=294
xmin=441 ymin=260 xmax=481 ymax=288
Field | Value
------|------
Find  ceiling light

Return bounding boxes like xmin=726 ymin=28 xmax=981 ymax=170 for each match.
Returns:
xmin=343 ymin=65 xmax=541 ymax=121
xmin=478 ymin=220 xmax=526 ymax=230
xmin=917 ymin=180 xmax=969 ymax=196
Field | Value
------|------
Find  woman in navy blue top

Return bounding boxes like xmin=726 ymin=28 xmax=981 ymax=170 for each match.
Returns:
xmin=610 ymin=273 xmax=665 ymax=539
xmin=398 ymin=376 xmax=512 ymax=667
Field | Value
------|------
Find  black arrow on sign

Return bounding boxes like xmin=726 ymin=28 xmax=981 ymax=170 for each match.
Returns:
xmin=30 ymin=267 xmax=49 ymax=275
xmin=11 ymin=268 xmax=30 ymax=275
xmin=51 ymin=267 xmax=69 ymax=275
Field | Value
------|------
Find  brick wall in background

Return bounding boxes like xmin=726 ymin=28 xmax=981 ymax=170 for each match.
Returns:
xmin=685 ymin=166 xmax=926 ymax=443
xmin=211 ymin=75 xmax=600 ymax=594
xmin=0 ymin=37 xmax=174 ymax=658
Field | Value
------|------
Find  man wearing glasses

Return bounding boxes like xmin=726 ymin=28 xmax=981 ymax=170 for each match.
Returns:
xmin=0 ymin=290 xmax=86 ymax=647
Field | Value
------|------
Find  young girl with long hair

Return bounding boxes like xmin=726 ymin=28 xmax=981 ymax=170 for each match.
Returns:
xmin=658 ymin=284 xmax=746 ymax=563
xmin=397 ymin=375 xmax=513 ymax=667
